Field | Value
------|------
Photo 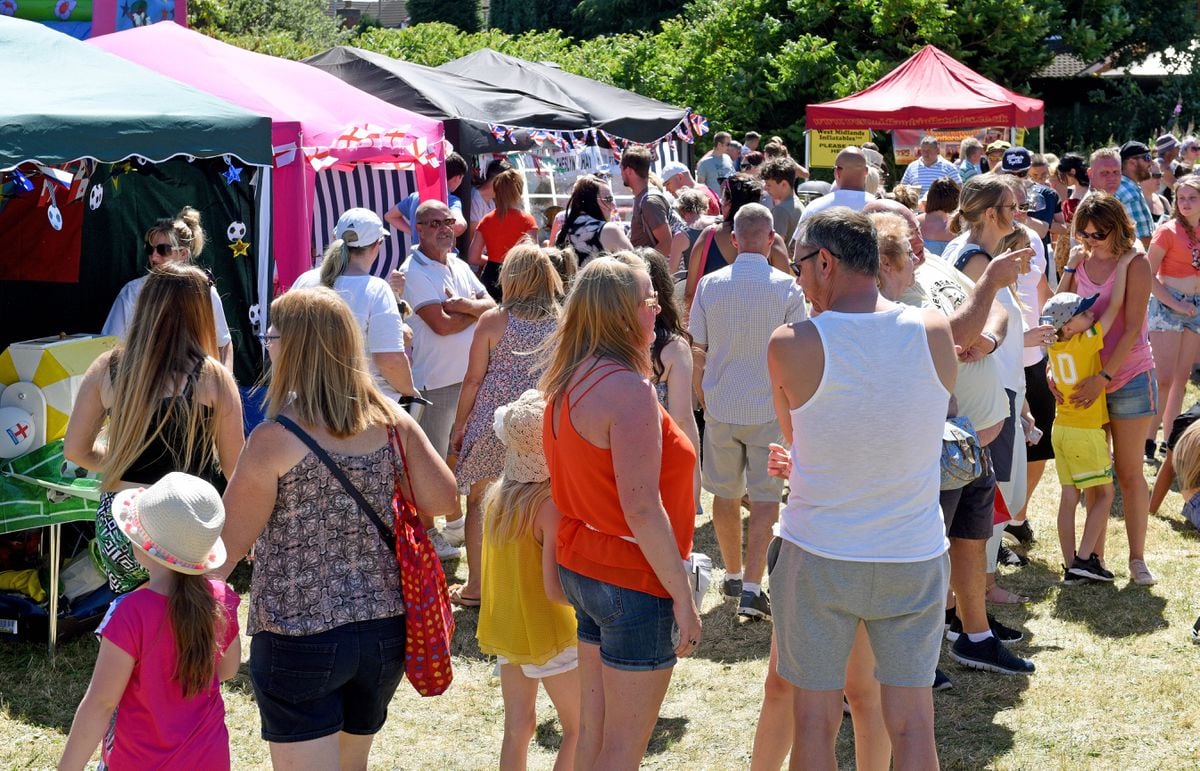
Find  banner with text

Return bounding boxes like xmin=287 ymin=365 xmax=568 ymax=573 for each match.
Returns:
xmin=810 ymin=130 xmax=872 ymax=167
xmin=892 ymin=127 xmax=1012 ymax=165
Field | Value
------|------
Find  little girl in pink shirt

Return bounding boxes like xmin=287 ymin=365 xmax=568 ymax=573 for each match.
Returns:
xmin=59 ymin=472 xmax=240 ymax=770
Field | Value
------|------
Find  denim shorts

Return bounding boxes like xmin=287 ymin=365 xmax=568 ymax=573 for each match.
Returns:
xmin=557 ymin=565 xmax=678 ymax=671
xmin=1107 ymin=370 xmax=1158 ymax=420
xmin=1148 ymin=290 xmax=1200 ymax=334
xmin=249 ymin=615 xmax=407 ymax=743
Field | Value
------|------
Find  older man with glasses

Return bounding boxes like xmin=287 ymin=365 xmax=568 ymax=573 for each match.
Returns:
xmin=1091 ymin=143 xmax=1155 ymax=248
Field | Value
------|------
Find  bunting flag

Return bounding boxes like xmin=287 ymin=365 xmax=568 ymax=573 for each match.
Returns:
xmin=488 ymin=123 xmax=509 ymax=143
xmin=335 ymin=125 xmax=371 ymax=148
xmin=471 ymin=114 xmax=709 ymax=153
xmin=384 ymin=126 xmax=411 ymax=146
xmin=690 ymin=113 xmax=710 ymax=136
xmin=272 ymin=142 xmax=298 ymax=167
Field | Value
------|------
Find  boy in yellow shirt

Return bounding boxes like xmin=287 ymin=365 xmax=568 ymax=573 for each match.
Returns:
xmin=1042 ymin=253 xmax=1132 ymax=583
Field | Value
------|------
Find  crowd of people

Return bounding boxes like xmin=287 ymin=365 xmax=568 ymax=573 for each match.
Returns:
xmin=52 ymin=125 xmax=1200 ymax=770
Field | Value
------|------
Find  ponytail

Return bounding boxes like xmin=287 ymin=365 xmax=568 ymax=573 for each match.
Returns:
xmin=177 ymin=206 xmax=205 ymax=258
xmin=319 ymin=239 xmax=352 ymax=288
xmin=169 ymin=573 xmax=223 ymax=698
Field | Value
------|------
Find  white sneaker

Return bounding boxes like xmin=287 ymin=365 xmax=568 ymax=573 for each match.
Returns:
xmin=442 ymin=518 xmax=466 ymax=548
xmin=428 ymin=528 xmax=463 ymax=560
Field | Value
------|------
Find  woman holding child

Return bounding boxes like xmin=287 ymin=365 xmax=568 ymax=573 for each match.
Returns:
xmin=1059 ymin=193 xmax=1158 ymax=584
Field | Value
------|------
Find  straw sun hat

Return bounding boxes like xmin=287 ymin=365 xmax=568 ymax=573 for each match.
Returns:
xmin=493 ymin=389 xmax=550 ymax=484
xmin=111 ymin=472 xmax=227 ymax=574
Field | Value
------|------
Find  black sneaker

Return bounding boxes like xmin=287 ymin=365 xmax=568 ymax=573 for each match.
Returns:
xmin=1062 ymin=563 xmax=1090 ymax=585
xmin=945 ymin=611 xmax=1023 ymax=644
xmin=1146 ymin=439 xmax=1158 ymax=462
xmin=998 ymin=544 xmax=1029 ymax=567
xmin=1068 ymin=553 xmax=1115 ymax=582
xmin=722 ymin=577 xmax=743 ymax=600
xmin=949 ymin=634 xmax=1035 ymax=675
xmin=1004 ymin=521 xmax=1035 ymax=545
xmin=1191 ymin=616 xmax=1200 ymax=644
xmin=933 ymin=668 xmax=953 ymax=691
xmin=1160 ymin=441 xmax=1169 ymax=458
xmin=737 ymin=589 xmax=771 ymax=620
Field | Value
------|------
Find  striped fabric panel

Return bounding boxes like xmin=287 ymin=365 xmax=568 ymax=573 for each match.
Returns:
xmin=313 ymin=164 xmax=417 ymax=279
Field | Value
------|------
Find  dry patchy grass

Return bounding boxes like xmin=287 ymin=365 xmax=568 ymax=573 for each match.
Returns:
xmin=4 ymin=460 xmax=1200 ymax=768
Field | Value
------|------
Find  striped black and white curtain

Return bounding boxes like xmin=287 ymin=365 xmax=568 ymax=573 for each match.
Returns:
xmin=313 ymin=163 xmax=418 ymax=278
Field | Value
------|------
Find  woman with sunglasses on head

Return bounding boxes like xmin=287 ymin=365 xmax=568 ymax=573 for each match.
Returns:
xmin=216 ymin=286 xmax=458 ymax=770
xmin=66 ymin=262 xmax=244 ymax=594
xmin=102 ymin=207 xmax=233 ymax=370
xmin=292 ymin=208 xmax=419 ymax=402
xmin=1059 ymin=192 xmax=1158 ymax=584
xmin=1145 ymin=176 xmax=1200 ymax=466
xmin=555 ymin=174 xmax=633 ymax=268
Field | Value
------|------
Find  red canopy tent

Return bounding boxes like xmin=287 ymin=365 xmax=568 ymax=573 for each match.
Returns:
xmin=805 ymin=45 xmax=1045 ymax=159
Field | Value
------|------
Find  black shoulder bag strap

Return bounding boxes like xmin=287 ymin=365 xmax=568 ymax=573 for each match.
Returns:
xmin=275 ymin=415 xmax=396 ymax=550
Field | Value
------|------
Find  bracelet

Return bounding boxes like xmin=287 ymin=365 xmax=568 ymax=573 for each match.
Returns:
xmin=1062 ymin=267 xmax=1077 ymax=273
xmin=1100 ymin=370 xmax=1113 ymax=381
xmin=982 ymin=332 xmax=999 ymax=354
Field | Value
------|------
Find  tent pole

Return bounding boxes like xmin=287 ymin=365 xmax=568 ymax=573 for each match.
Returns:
xmin=804 ymin=131 xmax=811 ymax=172
xmin=1040 ymin=125 xmax=1045 ymax=155
xmin=257 ymin=164 xmax=273 ymax=345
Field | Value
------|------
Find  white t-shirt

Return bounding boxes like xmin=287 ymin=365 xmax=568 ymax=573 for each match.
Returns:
xmin=911 ymin=256 xmax=1009 ymax=433
xmin=399 ymin=249 xmax=487 ymax=391
xmin=291 ymin=269 xmax=406 ymax=400
xmin=102 ymin=276 xmax=232 ymax=348
xmin=1013 ymin=226 xmax=1048 ymax=367
xmin=797 ymin=189 xmax=875 ymax=231
xmin=940 ymin=237 xmax=1026 ymax=392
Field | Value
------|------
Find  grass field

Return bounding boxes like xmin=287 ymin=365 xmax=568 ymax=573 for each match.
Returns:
xmin=3 ymin=457 xmax=1200 ymax=769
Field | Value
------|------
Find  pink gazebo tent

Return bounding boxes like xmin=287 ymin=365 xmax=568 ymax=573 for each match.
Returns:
xmin=91 ymin=24 xmax=446 ymax=287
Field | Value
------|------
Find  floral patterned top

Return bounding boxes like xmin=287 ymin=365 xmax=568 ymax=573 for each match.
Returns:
xmin=248 ymin=441 xmax=405 ymax=636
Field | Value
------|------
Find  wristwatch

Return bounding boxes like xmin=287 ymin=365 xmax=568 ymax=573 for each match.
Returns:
xmin=981 ymin=332 xmax=1000 ymax=354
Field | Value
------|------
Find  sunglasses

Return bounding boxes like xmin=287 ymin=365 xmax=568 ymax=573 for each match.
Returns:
xmin=1078 ymin=229 xmax=1110 ymax=241
xmin=643 ymin=292 xmax=661 ymax=312
xmin=789 ymin=247 xmax=823 ymax=275
xmin=417 ymin=218 xmax=456 ymax=229
xmin=256 ymin=333 xmax=281 ymax=343
xmin=600 ymin=195 xmax=615 ymax=203
xmin=996 ymin=202 xmax=1032 ymax=212
xmin=146 ymin=243 xmax=177 ymax=256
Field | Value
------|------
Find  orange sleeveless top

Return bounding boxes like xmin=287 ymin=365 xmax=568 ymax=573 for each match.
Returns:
xmin=543 ymin=365 xmax=697 ymax=598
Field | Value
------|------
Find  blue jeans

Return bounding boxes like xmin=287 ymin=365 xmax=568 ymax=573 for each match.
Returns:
xmin=558 ymin=565 xmax=678 ymax=672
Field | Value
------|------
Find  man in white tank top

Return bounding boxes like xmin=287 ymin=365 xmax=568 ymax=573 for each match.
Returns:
xmin=767 ymin=209 xmax=957 ymax=767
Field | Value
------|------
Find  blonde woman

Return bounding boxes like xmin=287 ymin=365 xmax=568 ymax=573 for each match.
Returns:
xmin=470 ymin=168 xmax=538 ymax=300
xmin=218 ymin=286 xmax=458 ymax=770
xmin=102 ymin=207 xmax=233 ymax=369
xmin=292 ymin=208 xmax=418 ymax=401
xmin=541 ymin=257 xmax=700 ymax=768
xmin=65 ymin=263 xmax=244 ymax=593
xmin=447 ymin=244 xmax=562 ymax=607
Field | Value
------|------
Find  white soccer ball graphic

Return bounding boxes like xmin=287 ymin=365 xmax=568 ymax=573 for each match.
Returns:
xmin=47 ymin=203 xmax=62 ymax=231
xmin=227 ymin=221 xmax=247 ymax=241
xmin=89 ymin=184 xmax=103 ymax=210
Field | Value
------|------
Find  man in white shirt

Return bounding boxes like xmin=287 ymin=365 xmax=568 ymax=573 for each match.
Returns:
xmin=800 ymin=147 xmax=874 ymax=227
xmin=901 ymin=135 xmax=960 ymax=194
xmin=689 ymin=203 xmax=807 ymax=620
xmin=400 ymin=200 xmax=495 ymax=459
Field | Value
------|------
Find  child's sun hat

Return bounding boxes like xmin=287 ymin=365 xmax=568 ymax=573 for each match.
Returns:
xmin=111 ymin=472 xmax=227 ymax=574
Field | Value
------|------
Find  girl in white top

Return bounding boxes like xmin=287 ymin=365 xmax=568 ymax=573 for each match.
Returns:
xmin=291 ymin=208 xmax=418 ymax=402
xmin=103 ymin=207 xmax=233 ymax=370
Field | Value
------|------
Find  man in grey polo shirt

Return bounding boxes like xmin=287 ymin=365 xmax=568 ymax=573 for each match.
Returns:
xmin=689 ymin=203 xmax=807 ymax=620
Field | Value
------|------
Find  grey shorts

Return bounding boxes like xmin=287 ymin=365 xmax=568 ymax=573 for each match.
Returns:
xmin=416 ymin=381 xmax=462 ymax=460
xmin=772 ymin=541 xmax=949 ymax=690
xmin=701 ymin=418 xmax=784 ymax=502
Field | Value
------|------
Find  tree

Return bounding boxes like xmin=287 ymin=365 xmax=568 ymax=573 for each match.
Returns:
xmin=570 ymin=0 xmax=690 ymax=35
xmin=408 ymin=0 xmax=482 ymax=33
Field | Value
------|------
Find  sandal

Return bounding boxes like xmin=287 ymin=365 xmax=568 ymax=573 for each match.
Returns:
xmin=985 ymin=584 xmax=1030 ymax=604
xmin=449 ymin=585 xmax=481 ymax=608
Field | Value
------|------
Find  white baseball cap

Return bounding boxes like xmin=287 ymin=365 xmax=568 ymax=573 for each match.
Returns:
xmin=334 ymin=207 xmax=388 ymax=247
xmin=660 ymin=162 xmax=689 ymax=183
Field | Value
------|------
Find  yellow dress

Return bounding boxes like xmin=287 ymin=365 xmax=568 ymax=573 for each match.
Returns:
xmin=477 ymin=529 xmax=577 ymax=665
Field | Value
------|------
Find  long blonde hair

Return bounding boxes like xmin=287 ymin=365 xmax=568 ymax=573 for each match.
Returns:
xmin=492 ymin=169 xmax=525 ymax=218
xmin=500 ymin=244 xmax=561 ymax=320
xmin=537 ymin=257 xmax=651 ymax=403
xmin=102 ymin=263 xmax=220 ymax=491
xmin=483 ymin=478 xmax=551 ymax=545
xmin=950 ymin=173 xmax=1010 ymax=235
xmin=317 ymin=239 xmax=377 ymax=288
xmin=266 ymin=287 xmax=402 ymax=437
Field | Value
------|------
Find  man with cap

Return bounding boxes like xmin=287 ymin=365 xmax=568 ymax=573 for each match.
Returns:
xmin=983 ymin=140 xmax=1011 ymax=173
xmin=662 ymin=161 xmax=721 ymax=215
xmin=1117 ymin=141 xmax=1156 ymax=247
xmin=760 ymin=157 xmax=805 ymax=243
xmin=901 ymin=135 xmax=960 ymax=194
xmin=1156 ymin=134 xmax=1182 ymax=194
xmin=999 ymin=146 xmax=1062 ymax=243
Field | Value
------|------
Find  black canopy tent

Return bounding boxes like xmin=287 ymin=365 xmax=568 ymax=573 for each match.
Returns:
xmin=438 ymin=49 xmax=691 ymax=145
xmin=303 ymin=46 xmax=594 ymax=154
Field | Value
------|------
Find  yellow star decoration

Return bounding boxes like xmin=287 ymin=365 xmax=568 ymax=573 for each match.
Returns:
xmin=230 ymin=238 xmax=250 ymax=258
